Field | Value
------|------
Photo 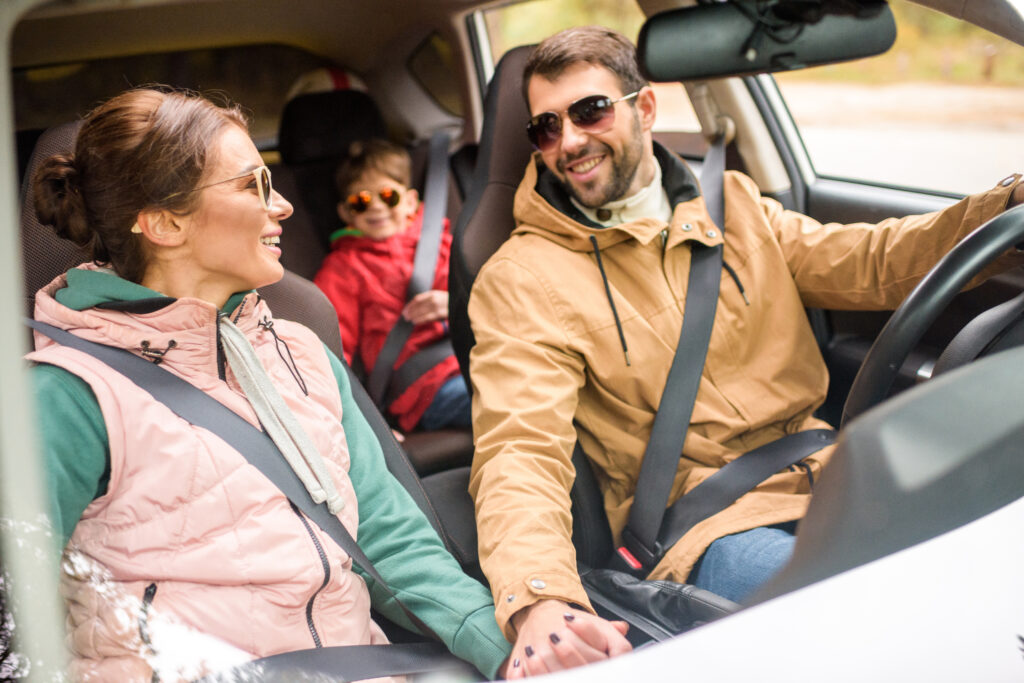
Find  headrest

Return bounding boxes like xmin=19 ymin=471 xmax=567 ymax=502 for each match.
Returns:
xmin=277 ymin=89 xmax=387 ymax=165
xmin=453 ymin=45 xmax=535 ymax=278
xmin=20 ymin=120 xmax=89 ymax=316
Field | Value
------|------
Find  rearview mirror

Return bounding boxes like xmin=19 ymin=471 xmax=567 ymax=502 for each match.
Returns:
xmin=637 ymin=0 xmax=897 ymax=82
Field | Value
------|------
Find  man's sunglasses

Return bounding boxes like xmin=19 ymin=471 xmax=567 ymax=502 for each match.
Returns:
xmin=346 ymin=187 xmax=402 ymax=213
xmin=166 ymin=165 xmax=274 ymax=211
xmin=526 ymin=91 xmax=641 ymax=152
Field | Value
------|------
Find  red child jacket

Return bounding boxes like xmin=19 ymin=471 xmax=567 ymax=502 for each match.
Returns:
xmin=314 ymin=205 xmax=460 ymax=431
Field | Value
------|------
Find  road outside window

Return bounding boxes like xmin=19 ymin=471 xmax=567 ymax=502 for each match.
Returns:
xmin=774 ymin=0 xmax=1024 ymax=196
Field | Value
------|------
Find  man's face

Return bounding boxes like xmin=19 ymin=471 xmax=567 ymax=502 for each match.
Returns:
xmin=527 ymin=62 xmax=655 ymax=208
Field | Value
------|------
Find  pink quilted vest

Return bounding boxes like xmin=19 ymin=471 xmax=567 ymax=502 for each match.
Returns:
xmin=29 ymin=266 xmax=392 ymax=682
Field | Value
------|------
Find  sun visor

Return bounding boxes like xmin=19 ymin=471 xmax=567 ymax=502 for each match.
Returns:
xmin=638 ymin=0 xmax=897 ymax=82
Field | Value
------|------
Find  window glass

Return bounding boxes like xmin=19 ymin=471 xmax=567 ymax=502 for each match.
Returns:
xmin=774 ymin=0 xmax=1024 ymax=195
xmin=12 ymin=45 xmax=329 ymax=148
xmin=481 ymin=0 xmax=699 ymax=133
xmin=408 ymin=32 xmax=464 ymax=117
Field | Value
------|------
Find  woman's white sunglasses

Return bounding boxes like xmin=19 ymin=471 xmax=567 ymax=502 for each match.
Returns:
xmin=166 ymin=164 xmax=273 ymax=210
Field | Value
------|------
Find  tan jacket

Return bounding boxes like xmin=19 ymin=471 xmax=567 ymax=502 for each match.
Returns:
xmin=468 ymin=146 xmax=1022 ymax=638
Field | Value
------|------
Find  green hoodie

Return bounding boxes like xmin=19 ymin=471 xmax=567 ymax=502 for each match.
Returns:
xmin=31 ymin=267 xmax=510 ymax=678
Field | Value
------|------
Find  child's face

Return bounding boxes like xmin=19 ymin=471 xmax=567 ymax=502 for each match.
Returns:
xmin=337 ymin=171 xmax=418 ymax=240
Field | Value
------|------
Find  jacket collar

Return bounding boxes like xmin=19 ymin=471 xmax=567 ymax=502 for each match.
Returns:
xmin=53 ymin=264 xmax=250 ymax=315
xmin=514 ymin=141 xmax=722 ymax=252
xmin=33 ymin=263 xmax=266 ymax=375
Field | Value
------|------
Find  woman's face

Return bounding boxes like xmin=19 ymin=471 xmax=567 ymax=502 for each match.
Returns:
xmin=174 ymin=125 xmax=293 ymax=305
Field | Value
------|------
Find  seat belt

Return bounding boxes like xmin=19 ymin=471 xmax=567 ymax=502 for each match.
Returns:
xmin=614 ymin=137 xmax=836 ymax=574
xmin=27 ymin=319 xmax=470 ymax=681
xmin=367 ymin=130 xmax=454 ymax=409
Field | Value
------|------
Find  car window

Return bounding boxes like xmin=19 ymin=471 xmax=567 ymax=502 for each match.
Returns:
xmin=408 ymin=32 xmax=464 ymax=117
xmin=773 ymin=0 xmax=1024 ymax=196
xmin=12 ymin=44 xmax=330 ymax=149
xmin=478 ymin=0 xmax=700 ymax=135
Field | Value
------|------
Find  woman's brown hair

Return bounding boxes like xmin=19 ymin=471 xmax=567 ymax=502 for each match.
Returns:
xmin=32 ymin=88 xmax=248 ymax=283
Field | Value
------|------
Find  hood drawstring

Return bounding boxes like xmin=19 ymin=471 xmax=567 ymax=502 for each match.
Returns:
xmin=219 ymin=315 xmax=345 ymax=515
xmin=589 ymin=236 xmax=631 ymax=367
xmin=259 ymin=317 xmax=309 ymax=396
xmin=722 ymin=261 xmax=750 ymax=306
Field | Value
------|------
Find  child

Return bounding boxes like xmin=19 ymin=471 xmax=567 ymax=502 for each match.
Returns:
xmin=314 ymin=139 xmax=470 ymax=433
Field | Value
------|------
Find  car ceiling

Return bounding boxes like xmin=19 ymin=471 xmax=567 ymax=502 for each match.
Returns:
xmin=11 ymin=0 xmax=484 ymax=71
xmin=12 ymin=0 xmax=1024 ymax=73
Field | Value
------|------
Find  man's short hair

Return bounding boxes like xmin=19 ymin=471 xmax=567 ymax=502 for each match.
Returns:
xmin=335 ymin=139 xmax=411 ymax=197
xmin=522 ymin=26 xmax=650 ymax=105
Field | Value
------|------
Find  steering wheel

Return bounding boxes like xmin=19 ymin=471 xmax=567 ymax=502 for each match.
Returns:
xmin=841 ymin=203 xmax=1024 ymax=428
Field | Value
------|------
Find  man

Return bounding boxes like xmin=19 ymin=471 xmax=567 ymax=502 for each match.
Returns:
xmin=467 ymin=26 xmax=1024 ymax=676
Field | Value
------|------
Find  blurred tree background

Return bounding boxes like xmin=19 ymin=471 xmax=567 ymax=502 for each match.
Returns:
xmin=484 ymin=0 xmax=1024 ymax=86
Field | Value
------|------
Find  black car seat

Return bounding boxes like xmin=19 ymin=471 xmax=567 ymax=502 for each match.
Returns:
xmin=272 ymin=89 xmax=388 ymax=281
xmin=18 ymin=120 xmax=461 ymax=563
xmin=445 ymin=45 xmax=617 ymax=575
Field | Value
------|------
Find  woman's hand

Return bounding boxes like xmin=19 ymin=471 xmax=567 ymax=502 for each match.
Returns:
xmin=402 ymin=290 xmax=449 ymax=325
xmin=504 ymin=599 xmax=631 ymax=678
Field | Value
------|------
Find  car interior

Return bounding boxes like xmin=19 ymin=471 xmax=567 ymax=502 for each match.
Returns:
xmin=2 ymin=0 xmax=1024 ymax=678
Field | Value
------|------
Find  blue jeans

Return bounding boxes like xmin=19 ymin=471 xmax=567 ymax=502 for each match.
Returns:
xmin=687 ymin=524 xmax=796 ymax=603
xmin=418 ymin=375 xmax=472 ymax=430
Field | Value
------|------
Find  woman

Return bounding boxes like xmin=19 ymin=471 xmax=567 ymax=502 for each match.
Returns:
xmin=28 ymin=88 xmax=510 ymax=681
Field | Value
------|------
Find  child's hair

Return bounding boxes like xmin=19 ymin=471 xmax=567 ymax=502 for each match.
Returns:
xmin=335 ymin=139 xmax=411 ymax=198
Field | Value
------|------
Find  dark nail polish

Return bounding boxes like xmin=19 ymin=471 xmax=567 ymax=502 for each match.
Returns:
xmin=525 ymin=645 xmax=535 ymax=657
xmin=513 ymin=658 xmax=520 ymax=668
xmin=563 ymin=612 xmax=575 ymax=622
xmin=549 ymin=632 xmax=561 ymax=644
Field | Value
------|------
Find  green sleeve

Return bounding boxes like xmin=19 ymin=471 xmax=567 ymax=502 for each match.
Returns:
xmin=326 ymin=347 xmax=511 ymax=679
xmin=30 ymin=364 xmax=110 ymax=546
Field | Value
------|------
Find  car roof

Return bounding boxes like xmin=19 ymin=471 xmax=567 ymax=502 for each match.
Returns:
xmin=10 ymin=0 xmax=1023 ymax=74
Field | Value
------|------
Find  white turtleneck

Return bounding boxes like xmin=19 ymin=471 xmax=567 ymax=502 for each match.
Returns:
xmin=571 ymin=158 xmax=672 ymax=227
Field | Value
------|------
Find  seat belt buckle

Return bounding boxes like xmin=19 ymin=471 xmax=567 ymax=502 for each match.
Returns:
xmin=618 ymin=528 xmax=664 ymax=574
xmin=615 ymin=546 xmax=643 ymax=570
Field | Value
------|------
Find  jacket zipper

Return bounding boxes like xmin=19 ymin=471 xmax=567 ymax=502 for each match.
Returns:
xmin=215 ymin=320 xmax=227 ymax=381
xmin=140 ymin=583 xmax=160 ymax=682
xmin=289 ymin=501 xmax=330 ymax=648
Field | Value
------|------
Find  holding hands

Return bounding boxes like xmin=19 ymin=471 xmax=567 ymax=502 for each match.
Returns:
xmin=502 ymin=599 xmax=632 ymax=678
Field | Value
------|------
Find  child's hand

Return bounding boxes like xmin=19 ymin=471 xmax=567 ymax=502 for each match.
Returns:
xmin=402 ymin=290 xmax=449 ymax=325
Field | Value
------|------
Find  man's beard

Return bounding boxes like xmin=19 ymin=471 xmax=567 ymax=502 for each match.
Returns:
xmin=558 ymin=114 xmax=645 ymax=209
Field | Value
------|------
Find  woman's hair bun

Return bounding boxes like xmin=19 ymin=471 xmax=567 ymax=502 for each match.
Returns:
xmin=32 ymin=153 xmax=93 ymax=246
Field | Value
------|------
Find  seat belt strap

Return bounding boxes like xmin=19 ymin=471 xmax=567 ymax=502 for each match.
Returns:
xmin=201 ymin=642 xmax=470 ymax=682
xmin=27 ymin=319 xmax=438 ymax=641
xmin=654 ymin=429 xmax=836 ymax=553
xmin=368 ymin=130 xmax=452 ymax=408
xmin=384 ymin=337 xmax=455 ymax=406
xmin=618 ymin=135 xmax=726 ymax=568
xmin=615 ymin=137 xmax=838 ymax=574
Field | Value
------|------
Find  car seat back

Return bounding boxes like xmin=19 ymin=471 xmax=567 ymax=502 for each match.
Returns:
xmin=449 ymin=46 xmax=535 ymax=379
xmin=447 ymin=46 xmax=616 ymax=569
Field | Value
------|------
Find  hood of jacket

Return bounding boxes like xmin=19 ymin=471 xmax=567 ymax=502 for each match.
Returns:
xmin=34 ymin=262 xmax=259 ymax=377
xmin=512 ymin=142 xmax=704 ymax=252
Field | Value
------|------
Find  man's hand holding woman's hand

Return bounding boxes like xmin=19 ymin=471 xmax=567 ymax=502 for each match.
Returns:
xmin=502 ymin=598 xmax=632 ymax=678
